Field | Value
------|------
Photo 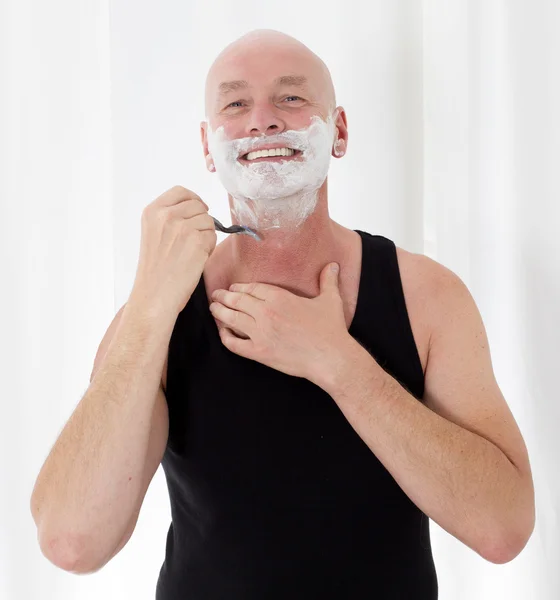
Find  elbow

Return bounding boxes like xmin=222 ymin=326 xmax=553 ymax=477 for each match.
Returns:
xmin=31 ymin=495 xmax=116 ymax=575
xmin=482 ymin=476 xmax=536 ymax=564
xmin=483 ymin=537 xmax=527 ymax=565
xmin=481 ymin=517 xmax=535 ymax=565
xmin=38 ymin=530 xmax=105 ymax=575
xmin=30 ymin=488 xmax=94 ymax=573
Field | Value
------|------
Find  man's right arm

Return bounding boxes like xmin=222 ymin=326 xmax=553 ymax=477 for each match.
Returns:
xmin=30 ymin=300 xmax=174 ymax=574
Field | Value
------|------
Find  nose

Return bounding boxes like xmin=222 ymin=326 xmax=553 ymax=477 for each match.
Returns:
xmin=246 ymin=107 xmax=286 ymax=137
xmin=252 ymin=123 xmax=279 ymax=136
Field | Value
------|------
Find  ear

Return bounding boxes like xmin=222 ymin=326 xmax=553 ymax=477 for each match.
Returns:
xmin=332 ymin=107 xmax=348 ymax=158
xmin=200 ymin=121 xmax=215 ymax=172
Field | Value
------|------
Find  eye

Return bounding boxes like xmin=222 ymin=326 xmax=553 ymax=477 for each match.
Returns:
xmin=226 ymin=96 xmax=302 ymax=109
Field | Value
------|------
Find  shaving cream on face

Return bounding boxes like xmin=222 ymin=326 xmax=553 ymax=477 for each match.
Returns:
xmin=206 ymin=113 xmax=337 ymax=232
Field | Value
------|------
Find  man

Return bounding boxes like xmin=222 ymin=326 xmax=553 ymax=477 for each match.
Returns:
xmin=31 ymin=29 xmax=534 ymax=599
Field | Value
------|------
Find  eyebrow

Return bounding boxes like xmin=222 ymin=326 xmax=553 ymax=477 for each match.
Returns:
xmin=217 ymin=75 xmax=309 ymax=98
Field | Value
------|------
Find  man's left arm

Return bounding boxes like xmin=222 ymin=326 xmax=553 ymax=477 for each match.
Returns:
xmin=315 ymin=256 xmax=535 ymax=565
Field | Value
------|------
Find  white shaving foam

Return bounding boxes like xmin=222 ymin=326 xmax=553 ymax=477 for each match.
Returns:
xmin=206 ymin=113 xmax=337 ymax=232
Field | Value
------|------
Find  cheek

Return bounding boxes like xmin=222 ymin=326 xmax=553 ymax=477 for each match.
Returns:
xmin=217 ymin=120 xmax=244 ymax=142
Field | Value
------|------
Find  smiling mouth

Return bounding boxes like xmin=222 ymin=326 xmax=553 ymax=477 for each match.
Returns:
xmin=239 ymin=149 xmax=303 ymax=163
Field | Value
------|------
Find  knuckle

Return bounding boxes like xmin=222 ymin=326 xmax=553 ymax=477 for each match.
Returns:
xmin=262 ymin=305 xmax=276 ymax=320
xmin=177 ymin=224 xmax=190 ymax=239
xmin=141 ymin=208 xmax=155 ymax=226
xmin=163 ymin=207 xmax=176 ymax=222
xmin=269 ymin=288 xmax=280 ymax=301
xmin=231 ymin=293 xmax=240 ymax=308
xmin=159 ymin=213 xmax=173 ymax=229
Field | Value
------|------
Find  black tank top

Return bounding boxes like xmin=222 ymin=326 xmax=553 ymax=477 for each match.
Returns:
xmin=156 ymin=230 xmax=438 ymax=599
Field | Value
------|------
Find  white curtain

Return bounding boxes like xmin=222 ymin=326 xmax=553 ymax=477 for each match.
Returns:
xmin=2 ymin=1 xmax=557 ymax=598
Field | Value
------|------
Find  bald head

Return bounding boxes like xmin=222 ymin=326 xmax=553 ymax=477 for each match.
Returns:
xmin=204 ymin=29 xmax=336 ymax=119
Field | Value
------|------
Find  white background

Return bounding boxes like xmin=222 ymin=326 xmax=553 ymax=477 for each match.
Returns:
xmin=1 ymin=0 xmax=558 ymax=598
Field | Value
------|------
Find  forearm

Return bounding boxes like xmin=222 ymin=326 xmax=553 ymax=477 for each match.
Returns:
xmin=31 ymin=302 xmax=175 ymax=565
xmin=315 ymin=338 xmax=527 ymax=563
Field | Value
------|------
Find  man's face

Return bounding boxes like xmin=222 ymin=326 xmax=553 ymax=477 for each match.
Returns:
xmin=200 ymin=39 xmax=346 ymax=230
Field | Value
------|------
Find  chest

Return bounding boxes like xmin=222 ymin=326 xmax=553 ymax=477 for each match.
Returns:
xmin=161 ymin=245 xmax=430 ymax=392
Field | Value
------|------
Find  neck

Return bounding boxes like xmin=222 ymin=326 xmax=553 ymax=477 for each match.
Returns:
xmin=219 ymin=184 xmax=343 ymax=295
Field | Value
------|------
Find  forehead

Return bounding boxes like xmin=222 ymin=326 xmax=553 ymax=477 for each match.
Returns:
xmin=207 ymin=45 xmax=323 ymax=101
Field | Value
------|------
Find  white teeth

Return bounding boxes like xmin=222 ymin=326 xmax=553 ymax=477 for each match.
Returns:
xmin=244 ymin=148 xmax=297 ymax=161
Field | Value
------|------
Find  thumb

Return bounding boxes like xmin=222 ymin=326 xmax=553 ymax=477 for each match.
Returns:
xmin=319 ymin=262 xmax=340 ymax=295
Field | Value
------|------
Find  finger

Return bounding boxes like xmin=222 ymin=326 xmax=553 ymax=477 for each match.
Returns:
xmin=218 ymin=326 xmax=252 ymax=355
xmin=209 ymin=302 xmax=255 ymax=335
xmin=211 ymin=289 xmax=263 ymax=315
xmin=168 ymin=199 xmax=210 ymax=220
xmin=156 ymin=185 xmax=208 ymax=209
xmin=220 ymin=325 xmax=250 ymax=340
xmin=228 ymin=281 xmax=279 ymax=301
xmin=214 ymin=317 xmax=249 ymax=339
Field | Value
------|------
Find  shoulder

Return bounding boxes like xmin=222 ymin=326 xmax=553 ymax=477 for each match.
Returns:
xmin=395 ymin=245 xmax=467 ymax=299
xmin=394 ymin=245 xmax=475 ymax=356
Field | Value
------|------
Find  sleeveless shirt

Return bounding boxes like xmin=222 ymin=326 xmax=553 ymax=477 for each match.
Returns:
xmin=155 ymin=231 xmax=438 ymax=599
